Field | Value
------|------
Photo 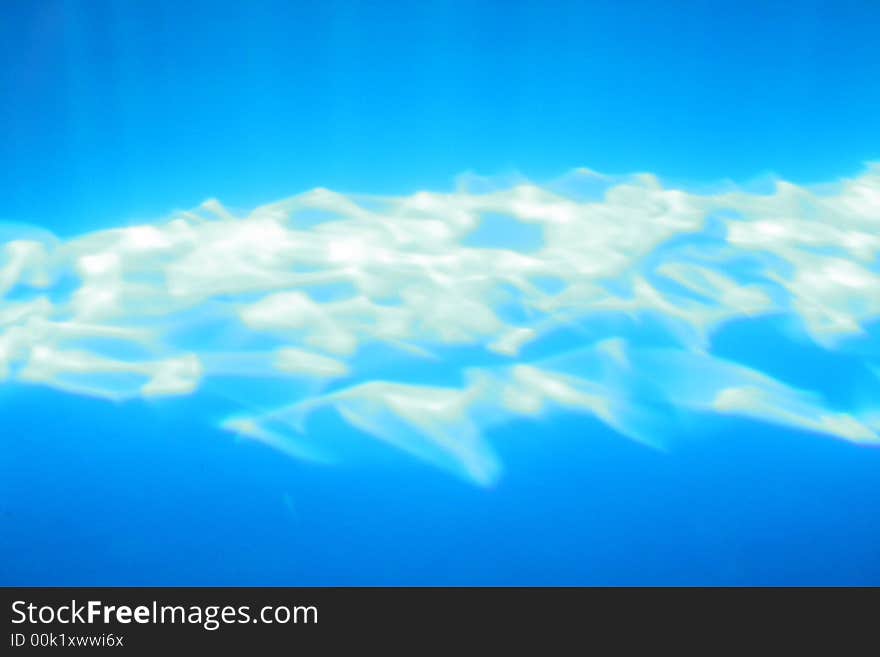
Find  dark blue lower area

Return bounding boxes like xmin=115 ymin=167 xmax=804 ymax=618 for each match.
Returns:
xmin=2 ymin=379 xmax=879 ymax=586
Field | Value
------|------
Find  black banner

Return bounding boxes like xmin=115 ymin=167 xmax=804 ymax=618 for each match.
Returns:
xmin=0 ymin=587 xmax=871 ymax=651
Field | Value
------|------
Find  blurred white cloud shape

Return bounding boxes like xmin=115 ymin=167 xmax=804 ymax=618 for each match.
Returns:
xmin=1 ymin=165 xmax=878 ymax=484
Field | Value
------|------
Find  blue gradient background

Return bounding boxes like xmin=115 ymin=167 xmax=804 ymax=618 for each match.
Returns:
xmin=1 ymin=0 xmax=879 ymax=585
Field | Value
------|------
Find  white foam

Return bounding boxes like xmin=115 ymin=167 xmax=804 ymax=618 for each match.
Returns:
xmin=1 ymin=166 xmax=878 ymax=483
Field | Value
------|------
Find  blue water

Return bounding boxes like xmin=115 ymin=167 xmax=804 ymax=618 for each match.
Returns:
xmin=3 ymin=374 xmax=880 ymax=586
xmin=2 ymin=1 xmax=879 ymax=586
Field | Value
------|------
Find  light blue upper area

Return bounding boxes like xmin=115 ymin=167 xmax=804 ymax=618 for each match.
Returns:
xmin=1 ymin=0 xmax=879 ymax=233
